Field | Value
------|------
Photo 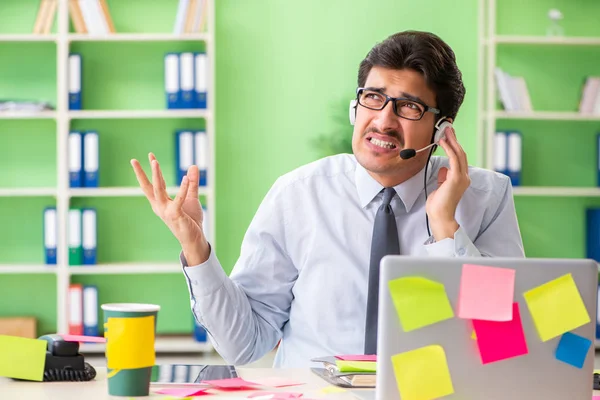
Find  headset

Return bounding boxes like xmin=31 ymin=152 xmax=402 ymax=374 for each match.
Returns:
xmin=349 ymin=98 xmax=454 ymax=237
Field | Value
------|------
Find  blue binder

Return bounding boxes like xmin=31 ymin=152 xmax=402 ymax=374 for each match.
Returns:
xmin=586 ymin=208 xmax=600 ymax=263
xmin=164 ymin=53 xmax=180 ymax=109
xmin=194 ymin=52 xmax=208 ymax=109
xmin=68 ymin=53 xmax=82 ymax=110
xmin=194 ymin=130 xmax=207 ymax=186
xmin=83 ymin=285 xmax=99 ymax=336
xmin=69 ymin=131 xmax=83 ymax=188
xmin=44 ymin=207 xmax=57 ymax=265
xmin=507 ymin=131 xmax=522 ymax=186
xmin=180 ymin=52 xmax=195 ymax=109
xmin=193 ymin=316 xmax=208 ymax=342
xmin=82 ymin=208 xmax=97 ymax=265
xmin=596 ymin=133 xmax=600 ymax=187
xmin=83 ymin=131 xmax=99 ymax=187
xmin=175 ymin=130 xmax=194 ymax=184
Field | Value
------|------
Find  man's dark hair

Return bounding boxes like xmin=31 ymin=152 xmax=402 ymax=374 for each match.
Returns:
xmin=358 ymin=31 xmax=466 ymax=121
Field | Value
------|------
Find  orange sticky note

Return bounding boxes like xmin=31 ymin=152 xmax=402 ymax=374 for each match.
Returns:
xmin=391 ymin=345 xmax=454 ymax=400
xmin=458 ymin=264 xmax=515 ymax=321
xmin=388 ymin=276 xmax=454 ymax=332
xmin=106 ymin=316 xmax=155 ymax=369
xmin=523 ymin=273 xmax=590 ymax=342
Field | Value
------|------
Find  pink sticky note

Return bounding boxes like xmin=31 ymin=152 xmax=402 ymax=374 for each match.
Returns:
xmin=59 ymin=334 xmax=106 ymax=343
xmin=247 ymin=391 xmax=304 ymax=399
xmin=473 ymin=302 xmax=528 ymax=364
xmin=458 ymin=264 xmax=515 ymax=321
xmin=249 ymin=376 xmax=305 ymax=388
xmin=202 ymin=377 xmax=259 ymax=390
xmin=154 ymin=387 xmax=209 ymax=396
xmin=335 ymin=355 xmax=377 ymax=362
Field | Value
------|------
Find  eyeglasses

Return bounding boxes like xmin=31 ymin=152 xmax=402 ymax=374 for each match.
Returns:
xmin=356 ymin=87 xmax=440 ymax=121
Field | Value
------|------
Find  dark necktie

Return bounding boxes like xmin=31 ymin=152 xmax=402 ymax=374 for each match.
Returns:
xmin=364 ymin=187 xmax=400 ymax=354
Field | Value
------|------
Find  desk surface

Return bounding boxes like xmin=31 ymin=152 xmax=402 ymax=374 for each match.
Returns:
xmin=1 ymin=367 xmax=599 ymax=399
xmin=0 ymin=367 xmax=363 ymax=399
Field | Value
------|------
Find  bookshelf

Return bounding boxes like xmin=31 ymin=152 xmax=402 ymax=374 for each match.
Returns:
xmin=480 ymin=0 xmax=600 ymax=346
xmin=0 ymin=0 xmax=215 ymax=352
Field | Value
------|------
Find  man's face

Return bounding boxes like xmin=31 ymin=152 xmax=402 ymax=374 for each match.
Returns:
xmin=351 ymin=67 xmax=438 ymax=183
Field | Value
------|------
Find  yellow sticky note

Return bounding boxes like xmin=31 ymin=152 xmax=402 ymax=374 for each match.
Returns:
xmin=523 ymin=273 xmax=590 ymax=342
xmin=320 ymin=385 xmax=347 ymax=394
xmin=335 ymin=360 xmax=376 ymax=372
xmin=106 ymin=316 xmax=155 ymax=369
xmin=391 ymin=345 xmax=454 ymax=400
xmin=0 ymin=335 xmax=46 ymax=381
xmin=471 ymin=329 xmax=477 ymax=340
xmin=388 ymin=276 xmax=454 ymax=332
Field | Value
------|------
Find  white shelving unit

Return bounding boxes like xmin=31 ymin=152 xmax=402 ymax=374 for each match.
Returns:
xmin=0 ymin=0 xmax=215 ymax=353
xmin=480 ymin=0 xmax=600 ymax=348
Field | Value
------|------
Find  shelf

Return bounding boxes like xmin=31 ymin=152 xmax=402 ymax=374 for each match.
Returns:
xmin=69 ymin=186 xmax=210 ymax=197
xmin=68 ymin=33 xmax=210 ymax=42
xmin=513 ymin=187 xmax=600 ymax=197
xmin=0 ymin=34 xmax=57 ymax=42
xmin=68 ymin=263 xmax=182 ymax=275
xmin=0 ymin=188 xmax=57 ymax=197
xmin=494 ymin=111 xmax=600 ymax=121
xmin=0 ymin=264 xmax=56 ymax=274
xmin=0 ymin=111 xmax=56 ymax=120
xmin=68 ymin=110 xmax=210 ymax=120
xmin=80 ymin=336 xmax=213 ymax=354
xmin=494 ymin=35 xmax=600 ymax=46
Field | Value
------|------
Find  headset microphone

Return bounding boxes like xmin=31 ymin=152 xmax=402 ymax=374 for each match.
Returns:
xmin=399 ymin=119 xmax=453 ymax=160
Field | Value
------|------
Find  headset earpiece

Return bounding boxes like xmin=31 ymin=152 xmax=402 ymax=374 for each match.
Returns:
xmin=433 ymin=118 xmax=452 ymax=144
xmin=349 ymin=99 xmax=357 ymax=126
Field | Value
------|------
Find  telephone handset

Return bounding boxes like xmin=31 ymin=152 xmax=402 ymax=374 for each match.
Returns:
xmin=37 ymin=334 xmax=97 ymax=382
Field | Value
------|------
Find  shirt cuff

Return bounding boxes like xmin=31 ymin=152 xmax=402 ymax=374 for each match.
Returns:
xmin=180 ymin=245 xmax=227 ymax=297
xmin=423 ymin=225 xmax=481 ymax=257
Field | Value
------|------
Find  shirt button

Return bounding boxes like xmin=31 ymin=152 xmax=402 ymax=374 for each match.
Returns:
xmin=457 ymin=248 xmax=466 ymax=256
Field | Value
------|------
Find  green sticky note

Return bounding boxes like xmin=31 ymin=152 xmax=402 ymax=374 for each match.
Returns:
xmin=0 ymin=335 xmax=47 ymax=381
xmin=335 ymin=360 xmax=376 ymax=372
xmin=388 ymin=276 xmax=454 ymax=332
xmin=523 ymin=273 xmax=590 ymax=342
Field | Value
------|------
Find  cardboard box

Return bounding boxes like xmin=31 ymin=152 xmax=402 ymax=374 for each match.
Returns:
xmin=0 ymin=317 xmax=37 ymax=338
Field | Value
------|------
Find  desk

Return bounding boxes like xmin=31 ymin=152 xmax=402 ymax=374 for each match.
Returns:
xmin=0 ymin=367 xmax=365 ymax=399
xmin=1 ymin=368 xmax=599 ymax=399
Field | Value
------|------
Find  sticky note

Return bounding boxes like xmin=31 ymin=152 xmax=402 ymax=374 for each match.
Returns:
xmin=458 ymin=264 xmax=515 ymax=321
xmin=60 ymin=334 xmax=106 ymax=343
xmin=471 ymin=330 xmax=476 ymax=340
xmin=248 ymin=392 xmax=303 ymax=398
xmin=472 ymin=302 xmax=528 ymax=364
xmin=155 ymin=387 xmax=209 ymax=396
xmin=335 ymin=354 xmax=377 ymax=362
xmin=248 ymin=376 xmax=305 ymax=387
xmin=106 ymin=316 xmax=155 ymax=370
xmin=0 ymin=335 xmax=46 ymax=381
xmin=523 ymin=273 xmax=590 ymax=341
xmin=201 ymin=377 xmax=259 ymax=389
xmin=391 ymin=344 xmax=454 ymax=400
xmin=335 ymin=360 xmax=376 ymax=372
xmin=320 ymin=386 xmax=347 ymax=394
xmin=555 ymin=332 xmax=592 ymax=369
xmin=388 ymin=276 xmax=454 ymax=332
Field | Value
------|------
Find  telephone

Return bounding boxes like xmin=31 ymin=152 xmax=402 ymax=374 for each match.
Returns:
xmin=36 ymin=334 xmax=97 ymax=382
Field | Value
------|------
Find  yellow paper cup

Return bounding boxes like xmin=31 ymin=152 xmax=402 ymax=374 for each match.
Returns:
xmin=101 ymin=303 xmax=160 ymax=397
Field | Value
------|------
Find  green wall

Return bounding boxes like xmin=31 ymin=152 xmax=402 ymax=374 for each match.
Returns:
xmin=5 ymin=0 xmax=596 ymax=335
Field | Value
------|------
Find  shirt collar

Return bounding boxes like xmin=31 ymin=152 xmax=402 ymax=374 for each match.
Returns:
xmin=354 ymin=157 xmax=435 ymax=213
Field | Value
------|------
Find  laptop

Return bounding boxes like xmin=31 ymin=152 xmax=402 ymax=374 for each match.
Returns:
xmin=374 ymin=255 xmax=597 ymax=400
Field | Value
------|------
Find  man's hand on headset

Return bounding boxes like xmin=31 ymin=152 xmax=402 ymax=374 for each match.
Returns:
xmin=425 ymin=126 xmax=471 ymax=241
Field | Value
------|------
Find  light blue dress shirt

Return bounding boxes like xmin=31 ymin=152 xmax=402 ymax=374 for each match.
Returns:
xmin=181 ymin=154 xmax=525 ymax=368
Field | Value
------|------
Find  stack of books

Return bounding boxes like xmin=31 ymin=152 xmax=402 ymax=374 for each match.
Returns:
xmin=311 ymin=355 xmax=376 ymax=388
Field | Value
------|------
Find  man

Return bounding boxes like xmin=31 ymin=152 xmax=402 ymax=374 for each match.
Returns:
xmin=131 ymin=30 xmax=525 ymax=368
